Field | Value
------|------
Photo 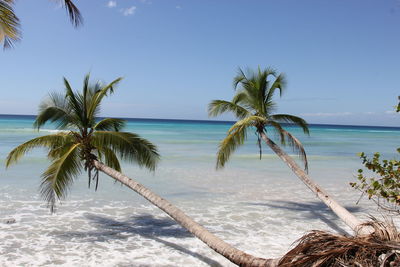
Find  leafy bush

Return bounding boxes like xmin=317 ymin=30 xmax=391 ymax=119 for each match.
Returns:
xmin=350 ymin=98 xmax=400 ymax=213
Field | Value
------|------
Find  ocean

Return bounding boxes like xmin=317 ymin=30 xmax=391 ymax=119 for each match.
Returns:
xmin=0 ymin=114 xmax=399 ymax=266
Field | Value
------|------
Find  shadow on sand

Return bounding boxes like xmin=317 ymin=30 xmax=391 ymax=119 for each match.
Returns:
xmin=243 ymin=200 xmax=363 ymax=235
xmin=57 ymin=213 xmax=223 ymax=267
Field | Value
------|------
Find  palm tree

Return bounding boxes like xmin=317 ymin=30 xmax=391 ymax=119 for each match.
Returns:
xmin=208 ymin=67 xmax=368 ymax=234
xmin=0 ymin=0 xmax=82 ymax=48
xmin=6 ymin=74 xmax=276 ymax=267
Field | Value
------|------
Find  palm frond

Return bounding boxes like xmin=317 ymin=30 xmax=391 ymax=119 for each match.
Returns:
xmin=0 ymin=0 xmax=20 ymax=49
xmin=233 ymin=68 xmax=247 ymax=89
xmin=260 ymin=66 xmax=277 ymax=77
xmin=57 ymin=0 xmax=83 ymax=27
xmin=268 ymin=123 xmax=308 ymax=172
xmin=93 ymin=118 xmax=126 ymax=132
xmin=263 ymin=99 xmax=277 ymax=116
xmin=266 ymin=73 xmax=286 ymax=100
xmin=46 ymin=132 xmax=76 ymax=160
xmin=280 ymin=219 xmax=400 ymax=267
xmin=84 ymin=81 xmax=103 ymax=122
xmin=63 ymin=77 xmax=86 ymax=125
xmin=92 ymin=131 xmax=159 ymax=171
xmin=270 ymin=114 xmax=309 ymax=135
xmin=40 ymin=143 xmax=82 ymax=212
xmin=240 ymin=79 xmax=259 ymax=110
xmin=216 ymin=116 xmax=266 ymax=169
xmin=268 ymin=120 xmax=286 ymax=145
xmin=96 ymin=146 xmax=121 ymax=172
xmin=82 ymin=73 xmax=90 ymax=125
xmin=208 ymin=100 xmax=250 ymax=119
xmin=256 ymin=67 xmax=277 ymax=103
xmin=229 ymin=115 xmax=267 ymax=132
xmin=34 ymin=92 xmax=77 ymax=129
xmin=216 ymin=123 xmax=248 ymax=169
xmin=87 ymin=77 xmax=123 ymax=120
xmin=6 ymin=133 xmax=73 ymax=167
xmin=231 ymin=90 xmax=255 ymax=112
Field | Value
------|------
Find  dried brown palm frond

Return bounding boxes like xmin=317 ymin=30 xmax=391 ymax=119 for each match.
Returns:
xmin=357 ymin=217 xmax=399 ymax=242
xmin=279 ymin=218 xmax=400 ymax=267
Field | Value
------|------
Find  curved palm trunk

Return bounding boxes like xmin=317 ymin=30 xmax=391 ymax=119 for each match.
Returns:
xmin=93 ymin=160 xmax=277 ymax=267
xmin=259 ymin=132 xmax=372 ymax=235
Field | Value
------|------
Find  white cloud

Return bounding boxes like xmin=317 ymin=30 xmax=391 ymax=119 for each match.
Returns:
xmin=121 ymin=6 xmax=136 ymax=16
xmin=176 ymin=5 xmax=182 ymax=9
xmin=107 ymin=1 xmax=117 ymax=8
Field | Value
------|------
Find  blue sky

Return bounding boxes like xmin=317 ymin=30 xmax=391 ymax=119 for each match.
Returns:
xmin=1 ymin=0 xmax=400 ymax=126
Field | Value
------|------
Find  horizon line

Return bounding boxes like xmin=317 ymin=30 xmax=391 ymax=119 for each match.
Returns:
xmin=0 ymin=113 xmax=399 ymax=130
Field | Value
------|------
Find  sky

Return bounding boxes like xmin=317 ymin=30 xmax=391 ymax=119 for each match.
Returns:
xmin=1 ymin=0 xmax=400 ymax=126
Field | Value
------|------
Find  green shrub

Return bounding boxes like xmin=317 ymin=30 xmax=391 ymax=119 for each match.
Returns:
xmin=350 ymin=97 xmax=400 ymax=213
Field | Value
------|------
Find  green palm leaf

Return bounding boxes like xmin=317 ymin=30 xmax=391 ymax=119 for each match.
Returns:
xmin=280 ymin=129 xmax=308 ymax=172
xmin=216 ymin=123 xmax=247 ymax=169
xmin=268 ymin=121 xmax=308 ymax=172
xmin=94 ymin=118 xmax=126 ymax=132
xmin=87 ymin=77 xmax=123 ymax=120
xmin=1 ymin=0 xmax=81 ymax=49
xmin=217 ymin=116 xmax=266 ymax=168
xmin=96 ymin=146 xmax=121 ymax=172
xmin=208 ymin=100 xmax=250 ymax=119
xmin=58 ymin=0 xmax=83 ymax=27
xmin=6 ymin=133 xmax=73 ymax=167
xmin=266 ymin=73 xmax=286 ymax=100
xmin=40 ymin=143 xmax=82 ymax=212
xmin=270 ymin=114 xmax=309 ymax=135
xmin=64 ymin=77 xmax=85 ymax=126
xmin=0 ymin=0 xmax=20 ymax=49
xmin=233 ymin=68 xmax=247 ymax=89
xmin=34 ymin=92 xmax=77 ymax=130
xmin=92 ymin=131 xmax=159 ymax=171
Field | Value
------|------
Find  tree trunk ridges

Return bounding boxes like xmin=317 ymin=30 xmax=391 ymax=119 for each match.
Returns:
xmin=93 ymin=160 xmax=276 ymax=267
xmin=259 ymin=132 xmax=372 ymax=235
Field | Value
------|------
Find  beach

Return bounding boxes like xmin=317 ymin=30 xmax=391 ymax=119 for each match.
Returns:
xmin=1 ymin=115 xmax=399 ymax=266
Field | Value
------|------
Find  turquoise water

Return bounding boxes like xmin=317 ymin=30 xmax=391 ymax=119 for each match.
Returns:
xmin=0 ymin=115 xmax=399 ymax=266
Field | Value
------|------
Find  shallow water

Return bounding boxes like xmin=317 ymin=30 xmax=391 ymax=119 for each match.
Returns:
xmin=1 ymin=115 xmax=399 ymax=266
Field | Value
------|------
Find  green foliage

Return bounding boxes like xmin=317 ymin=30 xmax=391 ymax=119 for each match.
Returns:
xmin=350 ymin=152 xmax=400 ymax=211
xmin=216 ymin=115 xmax=264 ymax=168
xmin=208 ymin=67 xmax=309 ymax=170
xmin=0 ymin=0 xmax=82 ymax=49
xmin=40 ymin=143 xmax=82 ymax=213
xmin=397 ymin=96 xmax=400 ymax=113
xmin=351 ymin=98 xmax=400 ymax=213
xmin=6 ymin=74 xmax=160 ymax=211
xmin=0 ymin=0 xmax=20 ymax=48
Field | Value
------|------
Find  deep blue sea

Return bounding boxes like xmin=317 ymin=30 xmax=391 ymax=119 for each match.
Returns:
xmin=1 ymin=114 xmax=399 ymax=266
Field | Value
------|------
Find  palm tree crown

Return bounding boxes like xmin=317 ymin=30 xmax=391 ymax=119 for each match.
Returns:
xmin=0 ymin=0 xmax=82 ymax=48
xmin=208 ymin=67 xmax=309 ymax=170
xmin=6 ymin=74 xmax=159 ymax=211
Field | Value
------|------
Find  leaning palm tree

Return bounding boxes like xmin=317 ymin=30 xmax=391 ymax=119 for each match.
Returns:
xmin=0 ymin=0 xmax=82 ymax=48
xmin=208 ymin=67 xmax=369 ymax=234
xmin=6 ymin=74 xmax=276 ymax=267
